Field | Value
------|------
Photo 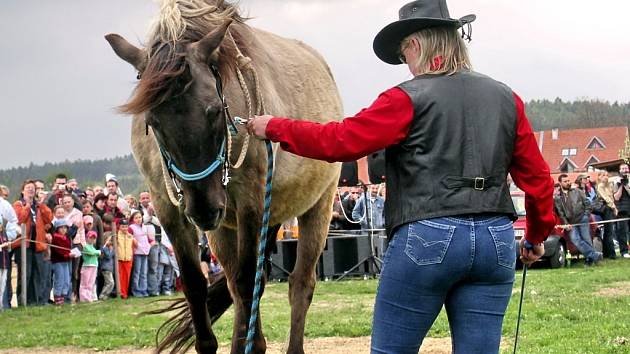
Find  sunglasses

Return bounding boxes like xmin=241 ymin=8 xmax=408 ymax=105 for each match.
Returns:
xmin=398 ymin=39 xmax=412 ymax=64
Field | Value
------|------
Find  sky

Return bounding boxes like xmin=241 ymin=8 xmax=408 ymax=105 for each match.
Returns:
xmin=1 ymin=0 xmax=629 ymax=169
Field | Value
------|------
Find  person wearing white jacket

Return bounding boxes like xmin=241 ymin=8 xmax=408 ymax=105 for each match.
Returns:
xmin=0 ymin=196 xmax=19 ymax=309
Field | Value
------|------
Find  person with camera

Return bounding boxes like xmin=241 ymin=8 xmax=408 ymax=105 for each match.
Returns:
xmin=45 ymin=174 xmax=81 ymax=211
xmin=12 ymin=180 xmax=53 ymax=306
xmin=554 ymin=174 xmax=602 ymax=266
xmin=613 ymin=163 xmax=630 ymax=258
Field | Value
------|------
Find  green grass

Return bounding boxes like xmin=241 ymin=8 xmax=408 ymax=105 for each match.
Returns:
xmin=0 ymin=259 xmax=629 ymax=353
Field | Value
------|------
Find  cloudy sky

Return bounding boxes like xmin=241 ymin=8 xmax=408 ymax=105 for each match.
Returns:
xmin=1 ymin=0 xmax=629 ymax=169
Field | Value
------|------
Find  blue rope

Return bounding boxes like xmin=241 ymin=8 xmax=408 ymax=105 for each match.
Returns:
xmin=160 ymin=140 xmax=226 ymax=182
xmin=244 ymin=140 xmax=274 ymax=354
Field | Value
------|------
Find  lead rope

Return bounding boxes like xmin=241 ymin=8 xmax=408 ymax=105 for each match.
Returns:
xmin=228 ymin=66 xmax=252 ymax=169
xmin=226 ymin=30 xmax=257 ymax=170
xmin=244 ymin=139 xmax=274 ymax=354
xmin=228 ymin=30 xmax=274 ymax=354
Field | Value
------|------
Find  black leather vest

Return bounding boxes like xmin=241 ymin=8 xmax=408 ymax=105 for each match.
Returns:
xmin=385 ymin=71 xmax=517 ymax=235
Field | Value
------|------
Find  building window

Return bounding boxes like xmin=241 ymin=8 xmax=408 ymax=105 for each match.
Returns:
xmin=585 ymin=156 xmax=600 ymax=167
xmin=561 ymin=148 xmax=577 ymax=156
xmin=587 ymin=137 xmax=605 ymax=150
xmin=560 ymin=163 xmax=575 ymax=173
xmin=560 ymin=158 xmax=577 ymax=173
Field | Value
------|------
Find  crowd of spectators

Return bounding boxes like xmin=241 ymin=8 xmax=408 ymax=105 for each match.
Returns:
xmin=330 ymin=184 xmax=386 ymax=233
xmin=553 ymin=164 xmax=630 ymax=266
xmin=0 ymin=173 xmax=187 ymax=308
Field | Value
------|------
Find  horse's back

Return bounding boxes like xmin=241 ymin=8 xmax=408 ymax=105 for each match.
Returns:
xmin=249 ymin=28 xmax=343 ymax=223
xmin=252 ymin=28 xmax=343 ymax=123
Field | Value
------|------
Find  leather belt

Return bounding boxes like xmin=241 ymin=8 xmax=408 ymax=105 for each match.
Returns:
xmin=443 ymin=175 xmax=501 ymax=191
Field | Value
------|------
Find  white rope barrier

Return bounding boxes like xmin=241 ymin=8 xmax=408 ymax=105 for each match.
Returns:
xmin=557 ymin=216 xmax=630 ymax=228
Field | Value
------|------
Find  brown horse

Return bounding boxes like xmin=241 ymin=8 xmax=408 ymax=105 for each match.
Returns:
xmin=105 ymin=0 xmax=342 ymax=353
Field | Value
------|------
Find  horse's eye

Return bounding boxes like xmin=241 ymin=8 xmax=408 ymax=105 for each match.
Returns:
xmin=205 ymin=105 xmax=221 ymax=118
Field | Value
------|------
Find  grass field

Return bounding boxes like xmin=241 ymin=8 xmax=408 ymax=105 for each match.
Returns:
xmin=0 ymin=259 xmax=629 ymax=353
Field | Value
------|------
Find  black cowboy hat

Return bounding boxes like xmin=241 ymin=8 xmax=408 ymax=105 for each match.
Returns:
xmin=373 ymin=0 xmax=476 ymax=65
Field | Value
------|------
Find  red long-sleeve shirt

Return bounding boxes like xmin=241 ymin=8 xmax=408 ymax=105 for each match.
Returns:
xmin=266 ymin=87 xmax=555 ymax=244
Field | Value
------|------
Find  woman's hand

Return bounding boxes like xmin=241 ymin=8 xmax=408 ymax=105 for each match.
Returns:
xmin=246 ymin=115 xmax=273 ymax=139
xmin=519 ymin=238 xmax=545 ymax=266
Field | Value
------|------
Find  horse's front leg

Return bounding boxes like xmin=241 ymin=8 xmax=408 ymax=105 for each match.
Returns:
xmin=161 ymin=214 xmax=218 ymax=353
xmin=227 ymin=207 xmax=267 ymax=354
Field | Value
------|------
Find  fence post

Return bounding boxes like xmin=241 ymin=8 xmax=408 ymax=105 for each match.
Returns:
xmin=20 ymin=223 xmax=26 ymax=307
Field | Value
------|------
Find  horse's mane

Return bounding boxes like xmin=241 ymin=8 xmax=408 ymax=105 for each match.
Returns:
xmin=121 ymin=0 xmax=250 ymax=115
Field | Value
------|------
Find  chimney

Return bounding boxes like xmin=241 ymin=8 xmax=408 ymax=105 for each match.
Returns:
xmin=551 ymin=128 xmax=559 ymax=140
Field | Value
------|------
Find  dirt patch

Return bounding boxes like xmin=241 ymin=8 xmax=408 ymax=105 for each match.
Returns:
xmin=239 ymin=336 xmax=452 ymax=354
xmin=0 ymin=337 xmax=452 ymax=354
xmin=595 ymin=282 xmax=630 ymax=297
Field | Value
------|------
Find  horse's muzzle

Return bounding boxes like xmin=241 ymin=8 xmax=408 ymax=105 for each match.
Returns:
xmin=186 ymin=207 xmax=224 ymax=231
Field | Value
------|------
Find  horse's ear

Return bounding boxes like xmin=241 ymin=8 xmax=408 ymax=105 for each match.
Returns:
xmin=105 ymin=33 xmax=147 ymax=73
xmin=192 ymin=20 xmax=233 ymax=64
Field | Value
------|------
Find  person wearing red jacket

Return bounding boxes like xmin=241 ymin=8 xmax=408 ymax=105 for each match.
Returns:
xmin=50 ymin=219 xmax=72 ymax=305
xmin=247 ymin=1 xmax=555 ymax=352
xmin=12 ymin=179 xmax=53 ymax=306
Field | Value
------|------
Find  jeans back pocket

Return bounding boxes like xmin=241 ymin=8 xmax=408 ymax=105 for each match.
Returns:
xmin=404 ymin=219 xmax=456 ymax=266
xmin=488 ymin=222 xmax=516 ymax=269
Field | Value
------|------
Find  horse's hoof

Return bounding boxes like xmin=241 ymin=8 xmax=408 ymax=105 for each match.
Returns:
xmin=195 ymin=338 xmax=218 ymax=354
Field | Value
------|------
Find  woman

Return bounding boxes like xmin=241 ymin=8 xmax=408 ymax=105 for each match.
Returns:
xmin=597 ymin=170 xmax=617 ymax=259
xmin=12 ymin=180 xmax=53 ymax=306
xmin=247 ymin=1 xmax=555 ymax=352
xmin=62 ymin=193 xmax=85 ymax=302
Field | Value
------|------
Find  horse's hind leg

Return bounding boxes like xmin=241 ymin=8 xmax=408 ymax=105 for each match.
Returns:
xmin=287 ymin=182 xmax=336 ymax=354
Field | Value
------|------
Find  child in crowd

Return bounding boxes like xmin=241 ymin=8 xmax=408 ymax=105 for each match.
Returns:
xmin=50 ymin=219 xmax=71 ymax=305
xmin=82 ymin=215 xmax=98 ymax=301
xmin=99 ymin=235 xmax=115 ymax=301
xmin=156 ymin=231 xmax=176 ymax=296
xmin=116 ymin=219 xmax=136 ymax=299
xmin=79 ymin=231 xmax=100 ymax=302
xmin=129 ymin=211 xmax=153 ymax=297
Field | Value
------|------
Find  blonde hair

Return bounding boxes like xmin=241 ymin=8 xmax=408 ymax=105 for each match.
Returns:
xmin=402 ymin=27 xmax=471 ymax=75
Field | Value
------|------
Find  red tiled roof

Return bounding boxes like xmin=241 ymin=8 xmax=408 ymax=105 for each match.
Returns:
xmin=535 ymin=126 xmax=628 ymax=173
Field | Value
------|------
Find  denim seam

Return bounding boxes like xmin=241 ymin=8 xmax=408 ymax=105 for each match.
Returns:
xmin=468 ymin=224 xmax=476 ymax=270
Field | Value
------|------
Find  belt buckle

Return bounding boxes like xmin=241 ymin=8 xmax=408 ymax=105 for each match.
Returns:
xmin=474 ymin=177 xmax=485 ymax=191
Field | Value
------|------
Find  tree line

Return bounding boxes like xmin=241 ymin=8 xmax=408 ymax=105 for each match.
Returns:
xmin=526 ymin=98 xmax=630 ymax=131
xmin=0 ymin=155 xmax=145 ymax=200
xmin=1 ymin=98 xmax=629 ymax=199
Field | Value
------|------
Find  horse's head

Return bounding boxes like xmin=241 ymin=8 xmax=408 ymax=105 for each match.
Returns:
xmin=105 ymin=20 xmax=236 ymax=231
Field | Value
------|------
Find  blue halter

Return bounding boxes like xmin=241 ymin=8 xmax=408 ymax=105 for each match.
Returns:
xmin=153 ymin=65 xmax=238 ymax=195
xmin=159 ymin=139 xmax=226 ymax=182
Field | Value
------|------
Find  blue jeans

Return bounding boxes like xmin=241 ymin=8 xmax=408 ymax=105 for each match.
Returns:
xmin=52 ymin=262 xmax=71 ymax=297
xmin=147 ymin=245 xmax=160 ymax=295
xmin=131 ymin=255 xmax=149 ymax=297
xmin=371 ymin=215 xmax=516 ymax=354
xmin=157 ymin=263 xmax=173 ymax=294
xmin=570 ymin=215 xmax=597 ymax=261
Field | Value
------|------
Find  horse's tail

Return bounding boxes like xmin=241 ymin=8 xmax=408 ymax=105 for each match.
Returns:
xmin=149 ymin=224 xmax=281 ymax=353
